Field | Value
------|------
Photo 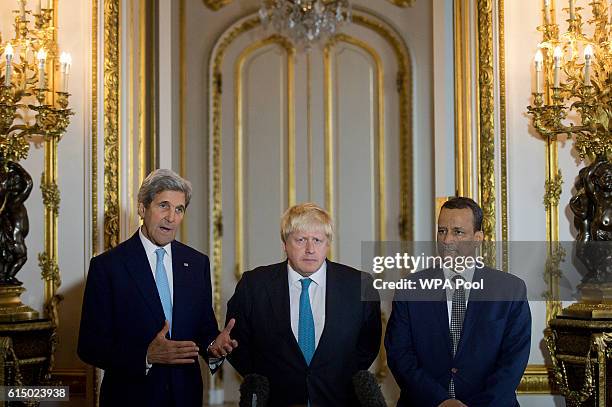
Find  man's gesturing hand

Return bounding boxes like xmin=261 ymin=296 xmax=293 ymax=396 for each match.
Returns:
xmin=147 ymin=321 xmax=199 ymax=364
xmin=208 ymin=318 xmax=238 ymax=358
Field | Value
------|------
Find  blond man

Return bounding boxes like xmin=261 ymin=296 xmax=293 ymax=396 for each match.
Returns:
xmin=226 ymin=203 xmax=381 ymax=407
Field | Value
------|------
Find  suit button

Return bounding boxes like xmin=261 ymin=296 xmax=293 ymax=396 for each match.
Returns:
xmin=451 ymin=368 xmax=458 ymax=374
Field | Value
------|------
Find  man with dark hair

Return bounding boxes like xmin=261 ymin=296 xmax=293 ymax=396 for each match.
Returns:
xmin=385 ymin=197 xmax=531 ymax=407
xmin=78 ymin=169 xmax=237 ymax=407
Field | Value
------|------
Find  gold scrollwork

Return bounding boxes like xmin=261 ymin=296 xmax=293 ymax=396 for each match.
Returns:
xmin=543 ymin=169 xmax=563 ymax=207
xmin=40 ymin=175 xmax=60 ymax=215
xmin=518 ymin=365 xmax=555 ymax=393
xmin=92 ymin=0 xmax=99 ymax=256
xmin=202 ymin=0 xmax=232 ymax=11
xmin=477 ymin=0 xmax=496 ymax=259
xmin=104 ymin=0 xmax=120 ymax=250
xmin=387 ymin=0 xmax=415 ymax=6
xmin=545 ymin=329 xmax=596 ymax=404
xmin=38 ymin=251 xmax=60 ymax=287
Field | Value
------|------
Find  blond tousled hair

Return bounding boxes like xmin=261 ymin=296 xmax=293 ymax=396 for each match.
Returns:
xmin=280 ymin=203 xmax=334 ymax=243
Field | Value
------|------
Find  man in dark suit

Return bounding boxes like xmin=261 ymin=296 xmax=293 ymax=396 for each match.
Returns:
xmin=226 ymin=202 xmax=382 ymax=407
xmin=385 ymin=197 xmax=531 ymax=407
xmin=78 ymin=169 xmax=237 ymax=407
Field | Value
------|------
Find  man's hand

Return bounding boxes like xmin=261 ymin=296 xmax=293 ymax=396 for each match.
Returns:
xmin=438 ymin=400 xmax=467 ymax=407
xmin=208 ymin=318 xmax=238 ymax=358
xmin=147 ymin=321 xmax=199 ymax=364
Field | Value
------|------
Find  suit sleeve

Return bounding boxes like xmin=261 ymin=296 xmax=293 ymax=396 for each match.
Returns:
xmin=199 ymin=255 xmax=222 ymax=371
xmin=464 ymin=281 xmax=532 ymax=407
xmin=77 ymin=256 xmax=148 ymax=378
xmin=356 ymin=274 xmax=382 ymax=370
xmin=226 ymin=272 xmax=254 ymax=376
xmin=385 ymin=298 xmax=450 ymax=407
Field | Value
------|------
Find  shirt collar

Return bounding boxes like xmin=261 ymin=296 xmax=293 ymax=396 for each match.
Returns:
xmin=443 ymin=264 xmax=474 ymax=283
xmin=139 ymin=227 xmax=172 ymax=258
xmin=287 ymin=260 xmax=327 ymax=287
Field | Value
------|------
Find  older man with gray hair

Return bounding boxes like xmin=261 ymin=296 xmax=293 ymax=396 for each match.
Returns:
xmin=78 ymin=169 xmax=237 ymax=407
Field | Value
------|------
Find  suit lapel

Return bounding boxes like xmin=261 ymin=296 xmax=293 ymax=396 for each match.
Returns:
xmin=431 ymin=268 xmax=452 ymax=357
xmin=455 ymin=267 xmax=487 ymax=359
xmin=170 ymin=241 xmax=190 ymax=338
xmin=123 ymin=232 xmax=166 ymax=324
xmin=311 ymin=260 xmax=341 ymax=365
xmin=265 ymin=262 xmax=304 ymax=361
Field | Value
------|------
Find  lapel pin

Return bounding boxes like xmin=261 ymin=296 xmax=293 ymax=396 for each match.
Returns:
xmin=184 ymin=262 xmax=189 ymax=267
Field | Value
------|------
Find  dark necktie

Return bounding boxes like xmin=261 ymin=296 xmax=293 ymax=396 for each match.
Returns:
xmin=449 ymin=274 xmax=466 ymax=398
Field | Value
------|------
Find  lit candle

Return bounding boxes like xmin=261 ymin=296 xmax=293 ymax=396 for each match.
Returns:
xmin=37 ymin=48 xmax=46 ymax=90
xmin=544 ymin=0 xmax=550 ymax=24
xmin=569 ymin=0 xmax=575 ymax=21
xmin=59 ymin=52 xmax=71 ymax=92
xmin=553 ymin=46 xmax=563 ymax=88
xmin=584 ymin=44 xmax=594 ymax=86
xmin=535 ymin=49 xmax=544 ymax=93
xmin=4 ymin=44 xmax=13 ymax=87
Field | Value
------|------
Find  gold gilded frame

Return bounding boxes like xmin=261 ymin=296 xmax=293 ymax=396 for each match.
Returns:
xmin=454 ymin=0 xmax=553 ymax=394
xmin=103 ymin=0 xmax=120 ymax=251
xmin=202 ymin=1 xmax=415 ymax=11
xmin=234 ymin=35 xmax=296 ymax=280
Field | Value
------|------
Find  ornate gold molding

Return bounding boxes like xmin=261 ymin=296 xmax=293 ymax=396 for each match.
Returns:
xmin=518 ymin=365 xmax=555 ymax=393
xmin=203 ymin=0 xmax=232 ymax=11
xmin=543 ymin=169 xmax=563 ymax=207
xmin=104 ymin=0 xmax=120 ymax=250
xmin=387 ymin=0 xmax=415 ymax=7
xmin=477 ymin=0 xmax=496 ymax=255
xmin=92 ymin=0 xmax=99 ymax=256
xmin=498 ymin=0 xmax=509 ymax=273
xmin=40 ymin=177 xmax=60 ymax=215
xmin=454 ymin=0 xmax=474 ymax=199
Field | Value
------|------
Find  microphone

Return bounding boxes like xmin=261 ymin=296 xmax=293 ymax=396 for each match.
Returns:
xmin=352 ymin=370 xmax=387 ymax=407
xmin=239 ymin=374 xmax=270 ymax=407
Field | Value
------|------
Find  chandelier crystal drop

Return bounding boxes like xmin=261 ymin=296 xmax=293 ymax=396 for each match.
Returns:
xmin=259 ymin=0 xmax=352 ymax=46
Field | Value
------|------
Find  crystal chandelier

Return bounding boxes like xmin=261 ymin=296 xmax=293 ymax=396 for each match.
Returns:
xmin=259 ymin=0 xmax=352 ymax=46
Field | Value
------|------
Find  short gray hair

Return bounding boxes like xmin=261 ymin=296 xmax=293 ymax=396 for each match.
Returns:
xmin=137 ymin=169 xmax=192 ymax=208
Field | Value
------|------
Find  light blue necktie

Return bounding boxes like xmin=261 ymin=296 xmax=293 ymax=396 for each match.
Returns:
xmin=298 ymin=278 xmax=315 ymax=365
xmin=155 ymin=248 xmax=173 ymax=336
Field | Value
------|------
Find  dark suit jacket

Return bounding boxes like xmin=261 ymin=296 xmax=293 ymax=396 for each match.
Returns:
xmin=77 ymin=232 xmax=220 ymax=407
xmin=385 ymin=267 xmax=531 ymax=407
xmin=226 ymin=259 xmax=381 ymax=407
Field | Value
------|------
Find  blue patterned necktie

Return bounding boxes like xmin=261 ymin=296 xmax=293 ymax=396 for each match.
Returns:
xmin=155 ymin=248 xmax=173 ymax=336
xmin=298 ymin=278 xmax=315 ymax=365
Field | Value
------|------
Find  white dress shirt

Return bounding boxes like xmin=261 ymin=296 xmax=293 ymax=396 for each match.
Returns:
xmin=443 ymin=266 xmax=475 ymax=326
xmin=140 ymin=228 xmax=173 ymax=373
xmin=139 ymin=228 xmax=174 ymax=302
xmin=288 ymin=262 xmax=326 ymax=349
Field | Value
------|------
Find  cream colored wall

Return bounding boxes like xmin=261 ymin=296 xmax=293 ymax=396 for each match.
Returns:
xmin=0 ymin=0 xmax=93 ymax=390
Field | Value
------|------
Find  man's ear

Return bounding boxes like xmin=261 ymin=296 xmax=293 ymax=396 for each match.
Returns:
xmin=474 ymin=230 xmax=484 ymax=242
xmin=138 ymin=202 xmax=145 ymax=218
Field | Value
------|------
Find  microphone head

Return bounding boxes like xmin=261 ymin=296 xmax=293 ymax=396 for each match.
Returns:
xmin=239 ymin=374 xmax=270 ymax=407
xmin=352 ymin=370 xmax=387 ymax=407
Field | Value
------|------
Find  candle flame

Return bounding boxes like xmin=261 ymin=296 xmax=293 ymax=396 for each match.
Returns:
xmin=37 ymin=48 xmax=47 ymax=61
xmin=535 ymin=49 xmax=544 ymax=63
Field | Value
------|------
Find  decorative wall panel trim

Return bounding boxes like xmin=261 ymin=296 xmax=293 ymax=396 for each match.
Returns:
xmin=234 ymin=35 xmax=296 ymax=279
xmin=103 ymin=0 xmax=120 ymax=250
